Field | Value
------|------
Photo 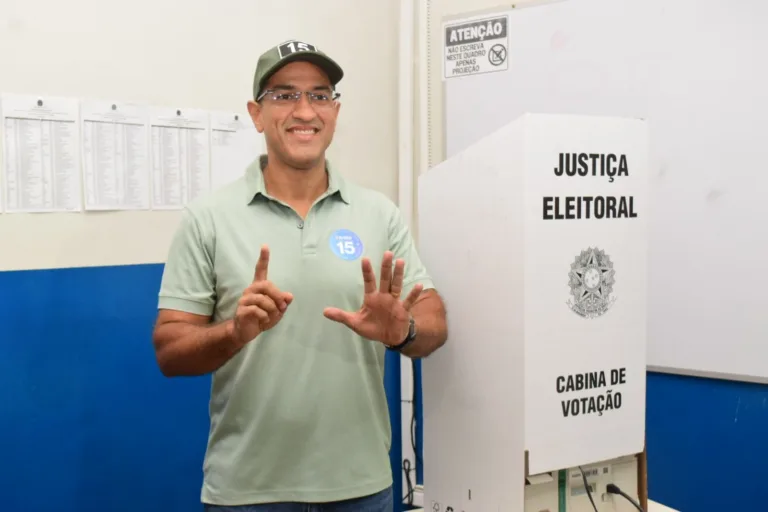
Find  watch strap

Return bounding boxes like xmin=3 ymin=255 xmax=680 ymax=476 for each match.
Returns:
xmin=390 ymin=316 xmax=416 ymax=352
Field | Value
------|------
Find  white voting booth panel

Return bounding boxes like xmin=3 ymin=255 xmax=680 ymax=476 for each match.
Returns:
xmin=419 ymin=113 xmax=647 ymax=510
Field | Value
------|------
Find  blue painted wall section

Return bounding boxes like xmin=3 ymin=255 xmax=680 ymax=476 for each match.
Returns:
xmin=646 ymin=372 xmax=768 ymax=511
xmin=414 ymin=358 xmax=424 ymax=485
xmin=0 ymin=264 xmax=403 ymax=512
xmin=11 ymin=263 xmax=768 ymax=512
xmin=385 ymin=350 xmax=403 ymax=510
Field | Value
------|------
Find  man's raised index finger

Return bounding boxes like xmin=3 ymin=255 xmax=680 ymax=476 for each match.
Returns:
xmin=254 ymin=245 xmax=270 ymax=281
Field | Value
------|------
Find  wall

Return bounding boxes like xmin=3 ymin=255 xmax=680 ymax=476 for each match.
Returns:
xmin=0 ymin=263 xmax=209 ymax=510
xmin=0 ymin=1 xmax=404 ymax=510
xmin=646 ymin=372 xmax=768 ymax=511
xmin=0 ymin=0 xmax=401 ymax=271
xmin=420 ymin=0 xmax=543 ymax=170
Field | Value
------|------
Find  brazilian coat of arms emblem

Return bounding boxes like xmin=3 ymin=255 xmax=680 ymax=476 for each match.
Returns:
xmin=567 ymin=247 xmax=616 ymax=318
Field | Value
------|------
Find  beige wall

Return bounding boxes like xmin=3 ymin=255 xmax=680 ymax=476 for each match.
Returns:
xmin=0 ymin=0 xmax=401 ymax=271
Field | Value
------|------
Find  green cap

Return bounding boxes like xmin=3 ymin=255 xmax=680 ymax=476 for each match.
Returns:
xmin=253 ymin=40 xmax=344 ymax=99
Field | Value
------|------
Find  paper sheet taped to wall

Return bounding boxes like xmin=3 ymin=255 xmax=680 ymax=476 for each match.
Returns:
xmin=1 ymin=94 xmax=82 ymax=213
xmin=149 ymin=106 xmax=211 ymax=210
xmin=210 ymin=110 xmax=261 ymax=191
xmin=81 ymin=99 xmax=150 ymax=211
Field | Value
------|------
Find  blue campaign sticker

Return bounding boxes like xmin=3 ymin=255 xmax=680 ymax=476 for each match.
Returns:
xmin=329 ymin=229 xmax=364 ymax=260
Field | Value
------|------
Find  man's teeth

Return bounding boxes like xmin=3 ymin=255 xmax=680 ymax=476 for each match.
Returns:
xmin=292 ymin=129 xmax=316 ymax=134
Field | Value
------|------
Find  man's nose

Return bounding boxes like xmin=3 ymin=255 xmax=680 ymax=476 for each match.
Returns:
xmin=292 ymin=93 xmax=317 ymax=120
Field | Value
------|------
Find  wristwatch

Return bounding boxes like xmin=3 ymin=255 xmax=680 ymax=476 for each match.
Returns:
xmin=389 ymin=316 xmax=417 ymax=352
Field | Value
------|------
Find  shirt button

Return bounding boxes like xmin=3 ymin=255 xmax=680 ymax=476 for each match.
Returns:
xmin=297 ymin=221 xmax=304 ymax=229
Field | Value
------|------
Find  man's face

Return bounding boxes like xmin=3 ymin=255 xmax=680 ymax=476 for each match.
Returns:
xmin=249 ymin=61 xmax=340 ymax=170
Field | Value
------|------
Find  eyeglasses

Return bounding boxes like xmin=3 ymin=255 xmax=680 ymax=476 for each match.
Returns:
xmin=257 ymin=89 xmax=341 ymax=109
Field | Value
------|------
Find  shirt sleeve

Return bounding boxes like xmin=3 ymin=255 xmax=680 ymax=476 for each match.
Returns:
xmin=157 ymin=207 xmax=216 ymax=316
xmin=387 ymin=202 xmax=435 ymax=298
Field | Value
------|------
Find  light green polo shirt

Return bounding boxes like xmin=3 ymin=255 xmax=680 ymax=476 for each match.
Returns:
xmin=157 ymin=156 xmax=434 ymax=505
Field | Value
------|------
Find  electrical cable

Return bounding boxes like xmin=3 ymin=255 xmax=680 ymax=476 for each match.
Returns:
xmin=402 ymin=458 xmax=414 ymax=504
xmin=606 ymin=483 xmax=645 ymax=512
xmin=578 ymin=466 xmax=599 ymax=512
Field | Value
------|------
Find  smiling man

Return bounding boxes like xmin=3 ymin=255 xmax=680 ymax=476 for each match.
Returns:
xmin=152 ymin=40 xmax=448 ymax=511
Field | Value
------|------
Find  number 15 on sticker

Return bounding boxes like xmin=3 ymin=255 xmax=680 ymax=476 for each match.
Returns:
xmin=329 ymin=229 xmax=363 ymax=260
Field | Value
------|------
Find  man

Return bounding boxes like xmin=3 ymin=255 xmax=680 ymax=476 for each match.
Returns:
xmin=152 ymin=40 xmax=448 ymax=511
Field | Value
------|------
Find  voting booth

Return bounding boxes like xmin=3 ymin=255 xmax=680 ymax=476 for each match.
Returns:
xmin=417 ymin=113 xmax=649 ymax=511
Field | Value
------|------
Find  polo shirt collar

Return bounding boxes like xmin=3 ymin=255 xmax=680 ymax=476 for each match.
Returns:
xmin=245 ymin=154 xmax=349 ymax=204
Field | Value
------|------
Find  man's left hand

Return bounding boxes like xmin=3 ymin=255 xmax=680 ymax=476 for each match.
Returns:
xmin=323 ymin=251 xmax=423 ymax=346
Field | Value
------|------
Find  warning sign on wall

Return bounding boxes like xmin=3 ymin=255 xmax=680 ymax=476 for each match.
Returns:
xmin=443 ymin=14 xmax=509 ymax=80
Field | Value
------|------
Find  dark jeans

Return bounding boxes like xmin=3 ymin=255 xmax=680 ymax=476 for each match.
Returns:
xmin=203 ymin=486 xmax=393 ymax=512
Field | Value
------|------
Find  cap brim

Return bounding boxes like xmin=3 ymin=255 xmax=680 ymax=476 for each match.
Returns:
xmin=258 ymin=52 xmax=344 ymax=96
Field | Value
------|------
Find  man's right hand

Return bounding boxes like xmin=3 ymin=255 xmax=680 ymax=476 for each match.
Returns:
xmin=232 ymin=245 xmax=293 ymax=346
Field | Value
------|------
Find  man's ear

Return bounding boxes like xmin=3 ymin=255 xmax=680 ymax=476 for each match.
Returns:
xmin=247 ymin=100 xmax=264 ymax=133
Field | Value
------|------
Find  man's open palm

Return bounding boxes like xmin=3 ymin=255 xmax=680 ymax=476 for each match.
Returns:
xmin=323 ymin=252 xmax=423 ymax=347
